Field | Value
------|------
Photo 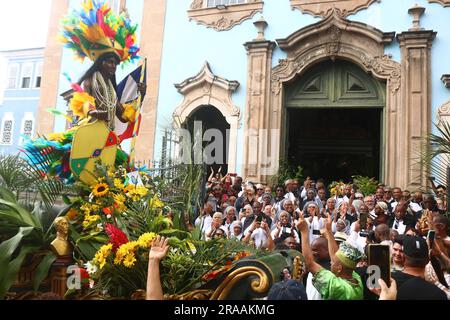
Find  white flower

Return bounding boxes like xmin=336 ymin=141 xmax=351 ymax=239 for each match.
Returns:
xmin=97 ymin=223 xmax=104 ymax=231
xmin=107 ymin=214 xmax=112 ymax=219
xmin=84 ymin=261 xmax=98 ymax=275
xmin=122 ymin=213 xmax=127 ymax=217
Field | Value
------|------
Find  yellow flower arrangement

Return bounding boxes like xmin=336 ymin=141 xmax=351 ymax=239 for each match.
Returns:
xmin=113 ymin=193 xmax=127 ymax=212
xmin=330 ymin=181 xmax=347 ymax=196
xmin=93 ymin=243 xmax=113 ymax=269
xmin=123 ymin=254 xmax=137 ymax=268
xmin=125 ymin=185 xmax=148 ymax=201
xmin=82 ymin=213 xmax=101 ymax=229
xmin=114 ymin=178 xmax=124 ymax=190
xmin=149 ymin=194 xmax=164 ymax=209
xmin=92 ymin=182 xmax=109 ymax=197
xmin=114 ymin=241 xmax=139 ymax=266
xmin=137 ymin=232 xmax=157 ymax=249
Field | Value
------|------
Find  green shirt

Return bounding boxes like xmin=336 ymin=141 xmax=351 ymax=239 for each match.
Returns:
xmin=312 ymin=269 xmax=363 ymax=300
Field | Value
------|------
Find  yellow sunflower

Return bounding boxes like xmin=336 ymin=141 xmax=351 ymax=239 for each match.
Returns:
xmin=123 ymin=254 xmax=137 ymax=268
xmin=92 ymin=183 xmax=109 ymax=197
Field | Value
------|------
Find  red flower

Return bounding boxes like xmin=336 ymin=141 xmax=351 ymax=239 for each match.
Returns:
xmin=102 ymin=206 xmax=113 ymax=215
xmin=76 ymin=267 xmax=90 ymax=288
xmin=105 ymin=223 xmax=129 ymax=252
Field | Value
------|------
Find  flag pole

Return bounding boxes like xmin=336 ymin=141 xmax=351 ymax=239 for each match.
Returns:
xmin=129 ymin=58 xmax=147 ymax=170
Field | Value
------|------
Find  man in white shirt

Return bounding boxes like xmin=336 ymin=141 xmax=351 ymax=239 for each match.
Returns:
xmin=194 ymin=202 xmax=214 ymax=240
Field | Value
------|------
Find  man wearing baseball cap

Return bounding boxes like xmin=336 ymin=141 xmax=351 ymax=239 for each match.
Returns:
xmin=392 ymin=236 xmax=447 ymax=300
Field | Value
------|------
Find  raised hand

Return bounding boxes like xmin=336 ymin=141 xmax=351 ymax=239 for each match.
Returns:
xmin=324 ymin=212 xmax=333 ymax=233
xmin=149 ymin=235 xmax=169 ymax=262
xmin=296 ymin=213 xmax=308 ymax=233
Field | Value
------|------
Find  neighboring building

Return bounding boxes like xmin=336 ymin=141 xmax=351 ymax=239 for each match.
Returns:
xmin=38 ymin=0 xmax=450 ymax=189
xmin=0 ymin=48 xmax=43 ymax=155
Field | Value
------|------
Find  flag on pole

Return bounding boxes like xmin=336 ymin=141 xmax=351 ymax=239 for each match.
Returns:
xmin=115 ymin=63 xmax=147 ymax=142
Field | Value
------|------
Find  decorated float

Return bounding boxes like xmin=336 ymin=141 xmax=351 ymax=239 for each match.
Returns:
xmin=0 ymin=0 xmax=305 ymax=300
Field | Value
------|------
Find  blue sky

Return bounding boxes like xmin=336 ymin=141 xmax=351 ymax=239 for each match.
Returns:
xmin=0 ymin=0 xmax=52 ymax=51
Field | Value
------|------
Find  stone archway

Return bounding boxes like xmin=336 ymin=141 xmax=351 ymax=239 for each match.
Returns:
xmin=244 ymin=10 xmax=435 ymax=190
xmin=173 ymin=62 xmax=241 ymax=173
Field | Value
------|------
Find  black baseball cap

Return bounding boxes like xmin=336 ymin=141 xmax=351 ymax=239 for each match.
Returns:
xmin=402 ymin=236 xmax=428 ymax=259
xmin=267 ymin=280 xmax=308 ymax=300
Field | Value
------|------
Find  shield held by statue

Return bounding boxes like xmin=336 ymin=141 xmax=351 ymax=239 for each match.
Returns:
xmin=70 ymin=120 xmax=118 ymax=185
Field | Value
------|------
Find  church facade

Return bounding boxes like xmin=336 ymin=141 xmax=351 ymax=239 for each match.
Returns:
xmin=37 ymin=0 xmax=450 ymax=189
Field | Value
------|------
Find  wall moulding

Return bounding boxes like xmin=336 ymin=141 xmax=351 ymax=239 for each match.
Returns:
xmin=428 ymin=0 xmax=450 ymax=7
xmin=290 ymin=0 xmax=380 ymax=18
xmin=188 ymin=0 xmax=264 ymax=31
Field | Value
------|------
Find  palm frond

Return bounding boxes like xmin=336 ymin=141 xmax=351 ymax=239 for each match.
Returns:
xmin=420 ymin=121 xmax=450 ymax=190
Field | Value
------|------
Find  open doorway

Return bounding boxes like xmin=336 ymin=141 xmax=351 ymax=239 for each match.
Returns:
xmin=284 ymin=59 xmax=385 ymax=184
xmin=287 ymin=108 xmax=381 ymax=183
xmin=185 ymin=105 xmax=230 ymax=175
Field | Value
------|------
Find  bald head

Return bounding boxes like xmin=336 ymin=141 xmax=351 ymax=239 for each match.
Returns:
xmin=311 ymin=237 xmax=329 ymax=262
xmin=375 ymin=224 xmax=390 ymax=242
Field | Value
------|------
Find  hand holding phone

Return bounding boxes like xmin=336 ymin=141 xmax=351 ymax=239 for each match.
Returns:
xmin=368 ymin=244 xmax=391 ymax=287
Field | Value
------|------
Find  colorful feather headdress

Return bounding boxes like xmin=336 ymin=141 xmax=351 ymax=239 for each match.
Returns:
xmin=60 ymin=0 xmax=139 ymax=63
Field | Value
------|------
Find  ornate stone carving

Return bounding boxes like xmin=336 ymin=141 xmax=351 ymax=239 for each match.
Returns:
xmin=326 ymin=26 xmax=342 ymax=56
xmin=290 ymin=0 xmax=380 ymax=18
xmin=255 ymin=11 xmax=411 ymax=187
xmin=190 ymin=0 xmax=203 ymax=10
xmin=428 ymin=0 xmax=450 ymax=7
xmin=441 ymin=74 xmax=450 ymax=88
xmin=438 ymin=100 xmax=450 ymax=118
xmin=188 ymin=1 xmax=264 ymax=32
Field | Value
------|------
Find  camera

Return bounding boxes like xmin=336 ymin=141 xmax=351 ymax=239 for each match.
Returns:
xmin=282 ymin=227 xmax=292 ymax=234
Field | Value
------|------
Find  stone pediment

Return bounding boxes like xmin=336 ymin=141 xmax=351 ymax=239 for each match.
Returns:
xmin=175 ymin=62 xmax=239 ymax=96
xmin=276 ymin=9 xmax=395 ymax=59
xmin=290 ymin=0 xmax=380 ymax=18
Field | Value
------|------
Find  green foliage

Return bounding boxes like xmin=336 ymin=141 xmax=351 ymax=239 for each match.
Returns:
xmin=0 ymin=154 xmax=65 ymax=211
xmin=0 ymin=155 xmax=69 ymax=298
xmin=160 ymin=238 xmax=256 ymax=295
xmin=420 ymin=121 xmax=450 ymax=189
xmin=352 ymin=175 xmax=379 ymax=196
xmin=267 ymin=159 xmax=303 ymax=187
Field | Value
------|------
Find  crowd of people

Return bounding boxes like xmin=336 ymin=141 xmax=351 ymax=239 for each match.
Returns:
xmin=147 ymin=170 xmax=450 ymax=300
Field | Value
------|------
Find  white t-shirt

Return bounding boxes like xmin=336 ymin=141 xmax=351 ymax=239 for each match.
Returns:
xmin=306 ymin=272 xmax=322 ymax=300
xmin=392 ymin=219 xmax=407 ymax=235
xmin=244 ymin=225 xmax=269 ymax=249
xmin=307 ymin=216 xmax=325 ymax=243
xmin=195 ymin=215 xmax=213 ymax=240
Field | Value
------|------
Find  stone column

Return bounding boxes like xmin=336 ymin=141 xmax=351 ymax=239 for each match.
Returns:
xmin=242 ymin=18 xmax=276 ymax=183
xmin=135 ymin=0 xmax=167 ymax=162
xmin=397 ymin=6 xmax=436 ymax=189
xmin=36 ymin=0 xmax=69 ymax=135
